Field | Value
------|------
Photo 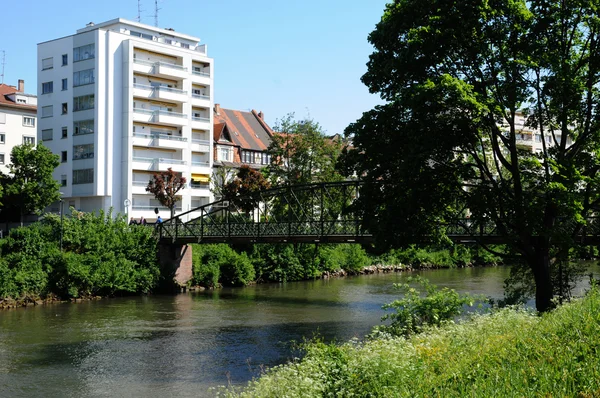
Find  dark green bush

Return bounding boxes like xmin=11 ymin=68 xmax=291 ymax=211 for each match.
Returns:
xmin=191 ymin=244 xmax=255 ymax=287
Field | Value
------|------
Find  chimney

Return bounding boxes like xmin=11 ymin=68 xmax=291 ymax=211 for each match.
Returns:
xmin=214 ymin=103 xmax=221 ymax=115
xmin=258 ymin=111 xmax=264 ymax=119
xmin=86 ymin=22 xmax=95 ymax=27
xmin=18 ymin=79 xmax=24 ymax=92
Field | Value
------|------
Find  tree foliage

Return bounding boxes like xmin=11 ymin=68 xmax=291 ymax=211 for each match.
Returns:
xmin=145 ymin=167 xmax=186 ymax=219
xmin=1 ymin=144 xmax=60 ymax=225
xmin=266 ymin=114 xmax=345 ymax=185
xmin=222 ymin=165 xmax=271 ymax=214
xmin=342 ymin=0 xmax=600 ymax=311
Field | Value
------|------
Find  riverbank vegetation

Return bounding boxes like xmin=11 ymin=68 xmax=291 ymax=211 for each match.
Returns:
xmin=190 ymin=243 xmax=501 ymax=288
xmin=226 ymin=285 xmax=600 ymax=397
xmin=0 ymin=210 xmax=159 ymax=307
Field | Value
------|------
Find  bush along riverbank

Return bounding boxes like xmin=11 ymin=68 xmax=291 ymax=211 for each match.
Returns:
xmin=0 ymin=210 xmax=160 ymax=308
xmin=190 ymin=243 xmax=503 ymax=288
xmin=224 ymin=283 xmax=600 ymax=397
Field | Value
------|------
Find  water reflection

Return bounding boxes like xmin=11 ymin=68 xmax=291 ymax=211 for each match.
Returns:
xmin=5 ymin=265 xmax=594 ymax=397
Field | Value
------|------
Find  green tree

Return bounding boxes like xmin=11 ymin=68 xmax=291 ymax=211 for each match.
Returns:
xmin=342 ymin=0 xmax=600 ymax=312
xmin=2 ymin=143 xmax=60 ymax=226
xmin=222 ymin=165 xmax=271 ymax=214
xmin=267 ymin=114 xmax=344 ymax=185
xmin=146 ymin=167 xmax=186 ymax=219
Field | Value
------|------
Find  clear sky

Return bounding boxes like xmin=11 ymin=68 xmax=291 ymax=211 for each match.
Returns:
xmin=0 ymin=0 xmax=387 ymax=135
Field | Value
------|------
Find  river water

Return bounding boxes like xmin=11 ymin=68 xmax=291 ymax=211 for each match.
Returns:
xmin=0 ymin=266 xmax=593 ymax=397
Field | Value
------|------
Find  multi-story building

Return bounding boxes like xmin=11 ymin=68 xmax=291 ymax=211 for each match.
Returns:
xmin=0 ymin=80 xmax=37 ymax=174
xmin=37 ymin=18 xmax=213 ymax=221
xmin=213 ymin=104 xmax=273 ymax=170
xmin=500 ymin=111 xmax=572 ymax=153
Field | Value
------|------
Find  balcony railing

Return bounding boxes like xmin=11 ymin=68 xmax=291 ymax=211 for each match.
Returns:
xmin=160 ymin=158 xmax=187 ymax=165
xmin=192 ymin=70 xmax=210 ymax=77
xmin=192 ymin=160 xmax=210 ymax=166
xmin=190 ymin=182 xmax=210 ymax=189
xmin=133 ymin=108 xmax=154 ymax=115
xmin=192 ymin=139 xmax=210 ymax=145
xmin=133 ymin=132 xmax=188 ymax=142
xmin=192 ymin=116 xmax=210 ymax=122
xmin=133 ymin=58 xmax=188 ymax=72
xmin=192 ymin=93 xmax=210 ymax=100
xmin=133 ymin=180 xmax=149 ymax=186
xmin=156 ymin=109 xmax=187 ymax=118
xmin=132 ymin=205 xmax=182 ymax=211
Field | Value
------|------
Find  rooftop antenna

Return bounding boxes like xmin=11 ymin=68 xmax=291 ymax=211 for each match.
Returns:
xmin=137 ymin=0 xmax=144 ymax=22
xmin=154 ymin=1 xmax=158 ymax=27
xmin=0 ymin=50 xmax=5 ymax=84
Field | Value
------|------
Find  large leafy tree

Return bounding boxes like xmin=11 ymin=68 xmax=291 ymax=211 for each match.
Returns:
xmin=222 ymin=165 xmax=271 ymax=214
xmin=145 ymin=168 xmax=186 ymax=219
xmin=342 ymin=0 xmax=600 ymax=312
xmin=1 ymin=143 xmax=60 ymax=226
xmin=266 ymin=114 xmax=344 ymax=185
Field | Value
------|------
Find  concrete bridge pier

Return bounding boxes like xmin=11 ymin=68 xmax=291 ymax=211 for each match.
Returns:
xmin=157 ymin=243 xmax=193 ymax=291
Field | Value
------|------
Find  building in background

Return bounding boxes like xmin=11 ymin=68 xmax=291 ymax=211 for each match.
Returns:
xmin=0 ymin=80 xmax=37 ymax=174
xmin=213 ymin=104 xmax=273 ymax=170
xmin=37 ymin=18 xmax=213 ymax=221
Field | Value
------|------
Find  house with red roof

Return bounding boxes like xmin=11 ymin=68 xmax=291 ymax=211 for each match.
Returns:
xmin=0 ymin=80 xmax=37 ymax=174
xmin=213 ymin=104 xmax=274 ymax=171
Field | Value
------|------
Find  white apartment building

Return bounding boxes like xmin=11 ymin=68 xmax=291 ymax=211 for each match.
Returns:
xmin=0 ymin=80 xmax=37 ymax=174
xmin=501 ymin=111 xmax=572 ymax=153
xmin=37 ymin=18 xmax=213 ymax=221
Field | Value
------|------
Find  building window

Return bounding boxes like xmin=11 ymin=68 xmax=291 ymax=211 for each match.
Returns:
xmin=42 ymin=129 xmax=53 ymax=141
xmin=73 ymin=95 xmax=94 ymax=112
xmin=62 ymin=54 xmax=68 ymax=66
xmin=219 ymin=147 xmax=232 ymax=162
xmin=261 ymin=152 xmax=271 ymax=165
xmin=0 ymin=153 xmax=4 ymax=164
xmin=181 ymin=43 xmax=190 ymax=49
xmin=73 ymin=69 xmax=95 ymax=87
xmin=41 ymin=105 xmax=53 ymax=118
xmin=130 ymin=30 xmax=153 ymax=40
xmin=62 ymin=78 xmax=68 ymax=91
xmin=62 ymin=127 xmax=68 ymax=138
xmin=73 ymin=44 xmax=95 ymax=62
xmin=73 ymin=168 xmax=94 ymax=184
xmin=42 ymin=57 xmax=53 ymax=70
xmin=61 ymin=151 xmax=67 ymax=163
xmin=23 ymin=136 xmax=35 ymax=145
xmin=62 ymin=103 xmax=68 ymax=114
xmin=74 ymin=119 xmax=94 ymax=135
xmin=61 ymin=174 xmax=67 ymax=187
xmin=73 ymin=144 xmax=94 ymax=160
xmin=23 ymin=116 xmax=35 ymax=127
xmin=42 ymin=81 xmax=53 ymax=94
xmin=0 ymin=134 xmax=4 ymax=144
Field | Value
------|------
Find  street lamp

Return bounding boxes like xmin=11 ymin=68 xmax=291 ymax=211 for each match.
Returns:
xmin=124 ymin=198 xmax=131 ymax=219
xmin=59 ymin=192 xmax=64 ymax=251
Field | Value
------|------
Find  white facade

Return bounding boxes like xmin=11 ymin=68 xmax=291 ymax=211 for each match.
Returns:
xmin=0 ymin=81 xmax=37 ymax=175
xmin=500 ymin=111 xmax=572 ymax=153
xmin=37 ymin=19 xmax=214 ymax=221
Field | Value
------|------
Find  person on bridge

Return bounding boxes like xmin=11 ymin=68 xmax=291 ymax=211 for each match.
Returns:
xmin=156 ymin=215 xmax=163 ymax=224
xmin=129 ymin=217 xmax=138 ymax=226
xmin=140 ymin=216 xmax=147 ymax=225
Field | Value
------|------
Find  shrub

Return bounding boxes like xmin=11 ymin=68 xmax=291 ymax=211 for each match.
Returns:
xmin=191 ymin=244 xmax=255 ymax=287
xmin=372 ymin=276 xmax=483 ymax=337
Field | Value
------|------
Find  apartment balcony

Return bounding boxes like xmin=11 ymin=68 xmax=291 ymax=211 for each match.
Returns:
xmin=191 ymin=115 xmax=210 ymax=129
xmin=191 ymin=160 xmax=211 ymax=174
xmin=132 ymin=157 xmax=188 ymax=173
xmin=132 ymin=180 xmax=149 ymax=194
xmin=133 ymin=84 xmax=188 ymax=103
xmin=133 ymin=108 xmax=188 ymax=127
xmin=191 ymin=93 xmax=211 ymax=107
xmin=191 ymin=70 xmax=211 ymax=85
xmin=132 ymin=132 xmax=188 ymax=150
xmin=133 ymin=59 xmax=188 ymax=79
xmin=191 ymin=138 xmax=211 ymax=153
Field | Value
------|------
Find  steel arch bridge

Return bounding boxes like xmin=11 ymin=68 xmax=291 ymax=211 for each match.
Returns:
xmin=157 ymin=180 xmax=600 ymax=245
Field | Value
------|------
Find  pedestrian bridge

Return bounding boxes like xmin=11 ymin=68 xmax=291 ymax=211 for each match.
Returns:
xmin=157 ymin=181 xmax=600 ymax=245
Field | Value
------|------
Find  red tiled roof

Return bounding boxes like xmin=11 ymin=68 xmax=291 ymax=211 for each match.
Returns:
xmin=0 ymin=84 xmax=37 ymax=112
xmin=213 ymin=107 xmax=273 ymax=151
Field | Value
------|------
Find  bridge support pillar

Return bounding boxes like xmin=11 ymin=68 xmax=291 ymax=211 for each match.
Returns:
xmin=158 ymin=243 xmax=193 ymax=291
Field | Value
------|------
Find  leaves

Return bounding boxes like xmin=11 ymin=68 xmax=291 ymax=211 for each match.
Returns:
xmin=222 ymin=165 xmax=271 ymax=214
xmin=145 ymin=167 xmax=186 ymax=218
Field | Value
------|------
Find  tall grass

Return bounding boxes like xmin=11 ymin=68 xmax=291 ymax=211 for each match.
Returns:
xmin=226 ymin=288 xmax=600 ymax=397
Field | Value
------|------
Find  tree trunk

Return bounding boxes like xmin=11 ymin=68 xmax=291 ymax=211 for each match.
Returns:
xmin=530 ymin=245 xmax=555 ymax=312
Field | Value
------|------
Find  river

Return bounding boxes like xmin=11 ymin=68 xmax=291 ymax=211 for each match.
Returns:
xmin=0 ymin=266 xmax=593 ymax=397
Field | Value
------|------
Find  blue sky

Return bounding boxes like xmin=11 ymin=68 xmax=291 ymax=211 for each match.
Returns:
xmin=0 ymin=0 xmax=387 ymax=135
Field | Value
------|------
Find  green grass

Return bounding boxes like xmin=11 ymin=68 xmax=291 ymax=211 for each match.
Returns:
xmin=225 ymin=288 xmax=600 ymax=397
